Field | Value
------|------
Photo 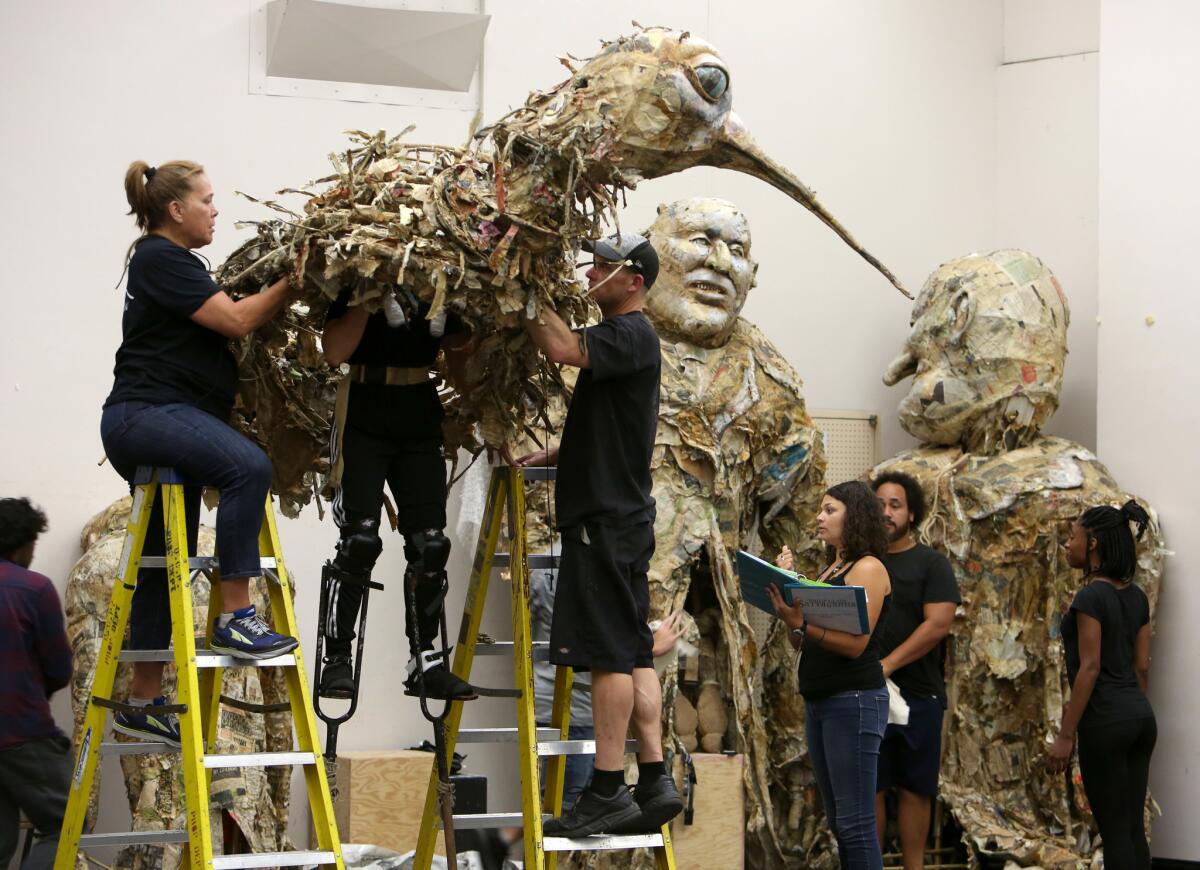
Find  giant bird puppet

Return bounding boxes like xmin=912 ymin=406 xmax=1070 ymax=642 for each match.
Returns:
xmin=217 ymin=26 xmax=909 ymax=515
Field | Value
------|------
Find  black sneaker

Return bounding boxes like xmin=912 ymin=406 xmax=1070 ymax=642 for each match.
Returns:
xmin=318 ymin=654 xmax=355 ymax=699
xmin=403 ymin=662 xmax=478 ymax=701
xmin=112 ymin=697 xmax=182 ymax=748
xmin=614 ymin=774 xmax=684 ymax=833
xmin=543 ymin=785 xmax=641 ymax=838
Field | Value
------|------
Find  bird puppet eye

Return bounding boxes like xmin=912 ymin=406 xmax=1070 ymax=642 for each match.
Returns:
xmin=694 ymin=65 xmax=728 ymax=100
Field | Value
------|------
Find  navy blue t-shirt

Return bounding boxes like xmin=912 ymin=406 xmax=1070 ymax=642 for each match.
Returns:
xmin=105 ymin=236 xmax=236 ymax=419
xmin=555 ymin=311 xmax=660 ymax=529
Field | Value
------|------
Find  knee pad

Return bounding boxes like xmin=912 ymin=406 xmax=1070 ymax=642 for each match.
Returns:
xmin=332 ymin=518 xmax=383 ymax=577
xmin=403 ymin=528 xmax=451 ymax=581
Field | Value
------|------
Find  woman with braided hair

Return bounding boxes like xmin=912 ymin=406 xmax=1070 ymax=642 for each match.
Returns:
xmin=1049 ymin=500 xmax=1156 ymax=870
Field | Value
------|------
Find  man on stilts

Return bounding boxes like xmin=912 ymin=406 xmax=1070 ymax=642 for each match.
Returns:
xmin=316 ymin=290 xmax=477 ymax=704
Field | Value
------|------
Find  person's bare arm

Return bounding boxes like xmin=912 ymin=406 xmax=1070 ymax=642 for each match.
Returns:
xmin=1049 ymin=612 xmax=1102 ymax=771
xmin=804 ymin=558 xmax=891 ymax=659
xmin=192 ymin=276 xmax=297 ymax=340
xmin=1134 ymin=622 xmax=1152 ymax=694
xmin=523 ymin=306 xmax=589 ymax=368
xmin=881 ymin=601 xmax=957 ymax=678
xmin=322 ymin=306 xmax=371 ymax=366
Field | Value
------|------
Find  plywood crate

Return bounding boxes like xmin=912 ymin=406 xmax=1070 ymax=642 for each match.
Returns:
xmin=322 ymin=749 xmax=447 ymax=855
xmin=670 ymin=752 xmax=745 ymax=870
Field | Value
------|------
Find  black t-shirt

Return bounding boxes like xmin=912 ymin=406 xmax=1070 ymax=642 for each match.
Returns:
xmin=325 ymin=290 xmax=463 ymax=441
xmin=877 ymin=544 xmax=961 ymax=698
xmin=797 ymin=562 xmax=892 ymax=700
xmin=555 ymin=311 xmax=660 ymax=528
xmin=105 ymin=236 xmax=236 ymax=419
xmin=1061 ymin=580 xmax=1154 ymax=730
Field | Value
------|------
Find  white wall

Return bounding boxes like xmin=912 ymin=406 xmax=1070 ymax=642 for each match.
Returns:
xmin=997 ymin=2 xmax=1098 ymax=447
xmin=0 ymin=0 xmax=1005 ymax=855
xmin=1098 ymin=1 xmax=1200 ymax=860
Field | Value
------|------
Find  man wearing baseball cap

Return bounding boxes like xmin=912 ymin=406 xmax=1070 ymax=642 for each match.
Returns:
xmin=513 ymin=231 xmax=682 ymax=836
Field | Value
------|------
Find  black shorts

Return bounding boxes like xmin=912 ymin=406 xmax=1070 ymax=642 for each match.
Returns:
xmin=876 ymin=688 xmax=946 ymax=797
xmin=549 ymin=521 xmax=655 ymax=675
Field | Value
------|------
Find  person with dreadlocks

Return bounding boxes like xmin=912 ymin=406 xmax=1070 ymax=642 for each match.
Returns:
xmin=1049 ymin=500 xmax=1156 ymax=870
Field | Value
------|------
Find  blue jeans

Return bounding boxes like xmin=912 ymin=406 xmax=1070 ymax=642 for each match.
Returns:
xmin=806 ymin=687 xmax=889 ymax=870
xmin=100 ymin=401 xmax=273 ymax=650
xmin=538 ymin=723 xmax=594 ymax=810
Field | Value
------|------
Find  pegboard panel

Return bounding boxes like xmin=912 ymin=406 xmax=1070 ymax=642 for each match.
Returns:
xmin=743 ymin=410 xmax=879 ymax=645
xmin=812 ymin=409 xmax=880 ymax=485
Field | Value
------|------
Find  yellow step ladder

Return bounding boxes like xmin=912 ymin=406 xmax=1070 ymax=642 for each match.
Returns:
xmin=55 ymin=466 xmax=344 ymax=870
xmin=412 ymin=465 xmax=676 ymax=870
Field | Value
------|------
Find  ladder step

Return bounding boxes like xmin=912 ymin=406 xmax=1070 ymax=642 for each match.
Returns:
xmin=457 ymin=727 xmax=560 ymax=743
xmin=519 ymin=466 xmax=557 ymax=481
xmin=544 ymin=833 xmax=665 ymax=852
xmin=137 ymin=556 xmax=277 ymax=571
xmin=538 ymin=739 xmax=639 ymax=757
xmin=446 ymin=812 xmax=528 ymax=829
xmin=101 ymin=741 xmax=174 ymax=756
xmin=100 ymin=744 xmax=315 ymax=768
xmin=119 ymin=650 xmax=297 ymax=668
xmin=212 ymin=851 xmax=336 ymax=869
xmin=80 ymin=830 xmax=189 ymax=847
xmin=204 ymin=751 xmax=316 ymax=768
xmin=473 ymin=641 xmax=549 ymax=661
xmin=492 ymin=553 xmax=558 ymax=570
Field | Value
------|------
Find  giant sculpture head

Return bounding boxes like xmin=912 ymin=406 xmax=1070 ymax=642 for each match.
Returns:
xmin=644 ymin=197 xmax=757 ymax=348
xmin=882 ymin=250 xmax=1069 ymax=453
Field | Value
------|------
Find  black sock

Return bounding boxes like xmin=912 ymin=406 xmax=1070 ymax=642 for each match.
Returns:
xmin=638 ymin=760 xmax=666 ymax=782
xmin=591 ymin=768 xmax=625 ymax=798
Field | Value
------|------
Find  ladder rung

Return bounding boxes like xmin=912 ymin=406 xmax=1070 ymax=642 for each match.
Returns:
xmin=538 ymin=739 xmax=639 ymax=757
xmin=473 ymin=641 xmax=549 ymax=661
xmin=204 ymin=751 xmax=315 ymax=768
xmin=212 ymin=852 xmax=336 ymax=870
xmin=137 ymin=556 xmax=277 ymax=571
xmin=457 ymin=728 xmax=560 ymax=743
xmin=519 ymin=466 xmax=557 ymax=481
xmin=99 ymin=744 xmax=315 ymax=768
xmin=544 ymin=833 xmax=665 ymax=852
xmin=491 ymin=553 xmax=558 ymax=570
xmin=118 ymin=650 xmax=297 ymax=668
xmin=101 ymin=741 xmax=174 ymax=756
xmin=80 ymin=830 xmax=189 ymax=847
xmin=446 ymin=812 xmax=528 ymax=829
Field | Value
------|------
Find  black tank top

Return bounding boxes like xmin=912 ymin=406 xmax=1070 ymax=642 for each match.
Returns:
xmin=796 ymin=560 xmax=891 ymax=700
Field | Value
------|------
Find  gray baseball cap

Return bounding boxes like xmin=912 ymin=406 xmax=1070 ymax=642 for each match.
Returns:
xmin=583 ymin=231 xmax=659 ymax=289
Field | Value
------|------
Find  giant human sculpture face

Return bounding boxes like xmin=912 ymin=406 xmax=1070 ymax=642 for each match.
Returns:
xmin=882 ymin=249 xmax=1069 ymax=453
xmin=644 ymin=198 xmax=757 ymax=348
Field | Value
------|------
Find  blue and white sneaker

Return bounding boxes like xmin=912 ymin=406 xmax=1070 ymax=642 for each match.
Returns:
xmin=113 ymin=696 xmax=182 ymax=748
xmin=210 ymin=605 xmax=299 ymax=660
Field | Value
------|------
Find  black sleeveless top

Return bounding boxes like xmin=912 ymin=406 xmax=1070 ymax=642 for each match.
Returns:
xmin=797 ymin=560 xmax=892 ymax=700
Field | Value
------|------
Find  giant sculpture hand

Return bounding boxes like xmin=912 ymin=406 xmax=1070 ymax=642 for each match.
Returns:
xmin=872 ymin=251 xmax=1164 ymax=867
xmin=215 ymin=27 xmax=903 ymax=515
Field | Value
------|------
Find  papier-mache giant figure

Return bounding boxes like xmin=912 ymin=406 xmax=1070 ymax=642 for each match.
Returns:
xmin=508 ymin=197 xmax=826 ymax=868
xmin=869 ymin=250 xmax=1164 ymax=867
xmin=216 ymin=26 xmax=906 ymax=516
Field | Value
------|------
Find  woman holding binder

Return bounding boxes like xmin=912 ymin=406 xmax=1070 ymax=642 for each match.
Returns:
xmin=1048 ymin=501 xmax=1156 ymax=870
xmin=769 ymin=480 xmax=893 ymax=870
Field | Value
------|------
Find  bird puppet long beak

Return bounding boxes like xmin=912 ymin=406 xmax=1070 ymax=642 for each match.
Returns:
xmin=708 ymin=113 xmax=911 ymax=299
